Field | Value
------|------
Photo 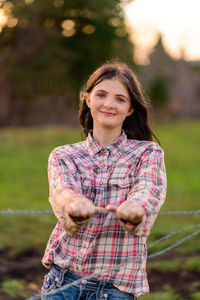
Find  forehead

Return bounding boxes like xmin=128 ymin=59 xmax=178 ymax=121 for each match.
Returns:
xmin=92 ymin=78 xmax=129 ymax=96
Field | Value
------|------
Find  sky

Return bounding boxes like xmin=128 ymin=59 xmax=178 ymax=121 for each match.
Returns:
xmin=1 ymin=0 xmax=200 ymax=64
xmin=124 ymin=0 xmax=200 ymax=64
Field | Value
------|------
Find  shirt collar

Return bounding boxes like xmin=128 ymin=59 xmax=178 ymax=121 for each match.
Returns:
xmin=86 ymin=130 xmax=127 ymax=158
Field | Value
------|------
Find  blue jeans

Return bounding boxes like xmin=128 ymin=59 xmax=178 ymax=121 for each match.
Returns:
xmin=41 ymin=264 xmax=135 ymax=300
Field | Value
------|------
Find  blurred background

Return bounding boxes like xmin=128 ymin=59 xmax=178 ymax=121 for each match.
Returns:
xmin=0 ymin=0 xmax=199 ymax=299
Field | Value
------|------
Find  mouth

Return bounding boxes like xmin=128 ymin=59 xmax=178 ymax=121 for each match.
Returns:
xmin=100 ymin=111 xmax=116 ymax=116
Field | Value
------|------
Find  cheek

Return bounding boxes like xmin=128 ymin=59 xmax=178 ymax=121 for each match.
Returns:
xmin=88 ymin=102 xmax=98 ymax=119
xmin=90 ymin=99 xmax=101 ymax=111
xmin=119 ymin=105 xmax=131 ymax=116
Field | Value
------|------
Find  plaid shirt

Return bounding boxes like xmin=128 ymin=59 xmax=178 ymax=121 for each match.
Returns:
xmin=42 ymin=131 xmax=166 ymax=297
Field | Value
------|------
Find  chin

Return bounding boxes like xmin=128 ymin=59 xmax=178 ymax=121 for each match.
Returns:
xmin=101 ymin=122 xmax=119 ymax=129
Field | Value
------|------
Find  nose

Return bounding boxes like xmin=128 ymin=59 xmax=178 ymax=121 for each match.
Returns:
xmin=103 ymin=97 xmax=114 ymax=109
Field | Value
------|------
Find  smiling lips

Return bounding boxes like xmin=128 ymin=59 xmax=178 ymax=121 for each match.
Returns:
xmin=100 ymin=111 xmax=116 ymax=116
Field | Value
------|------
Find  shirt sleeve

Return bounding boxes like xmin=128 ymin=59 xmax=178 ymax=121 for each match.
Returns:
xmin=48 ymin=148 xmax=82 ymax=220
xmin=127 ymin=143 xmax=167 ymax=236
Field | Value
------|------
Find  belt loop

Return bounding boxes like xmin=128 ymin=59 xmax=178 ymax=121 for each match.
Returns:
xmin=103 ymin=277 xmax=108 ymax=285
xmin=60 ymin=266 xmax=67 ymax=284
xmin=100 ymin=278 xmax=109 ymax=300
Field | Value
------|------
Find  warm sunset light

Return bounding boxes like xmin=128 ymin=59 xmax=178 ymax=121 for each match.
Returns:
xmin=125 ymin=0 xmax=200 ymax=64
xmin=1 ymin=0 xmax=200 ymax=65
xmin=0 ymin=8 xmax=7 ymax=32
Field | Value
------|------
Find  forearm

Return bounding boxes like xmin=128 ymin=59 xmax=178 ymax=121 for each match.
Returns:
xmin=49 ymin=186 xmax=79 ymax=219
xmin=50 ymin=186 xmax=97 ymax=236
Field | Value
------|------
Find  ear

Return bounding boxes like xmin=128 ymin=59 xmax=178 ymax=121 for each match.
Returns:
xmin=86 ymin=95 xmax=91 ymax=108
xmin=127 ymin=107 xmax=135 ymax=117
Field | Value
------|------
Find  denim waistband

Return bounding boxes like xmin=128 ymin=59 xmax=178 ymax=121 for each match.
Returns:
xmin=51 ymin=264 xmax=132 ymax=297
xmin=53 ymin=264 xmax=113 ymax=289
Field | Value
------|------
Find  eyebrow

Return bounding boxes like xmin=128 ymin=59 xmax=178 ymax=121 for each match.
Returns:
xmin=95 ymin=89 xmax=129 ymax=100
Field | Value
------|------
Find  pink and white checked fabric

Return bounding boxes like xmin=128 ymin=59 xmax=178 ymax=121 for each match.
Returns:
xmin=42 ymin=131 xmax=166 ymax=297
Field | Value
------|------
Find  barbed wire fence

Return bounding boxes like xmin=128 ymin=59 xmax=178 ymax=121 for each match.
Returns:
xmin=0 ymin=209 xmax=199 ymax=299
xmin=1 ymin=209 xmax=200 ymax=215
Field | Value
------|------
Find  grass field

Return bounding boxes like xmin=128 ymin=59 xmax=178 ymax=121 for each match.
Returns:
xmin=0 ymin=121 xmax=200 ymax=255
xmin=0 ymin=121 xmax=200 ymax=299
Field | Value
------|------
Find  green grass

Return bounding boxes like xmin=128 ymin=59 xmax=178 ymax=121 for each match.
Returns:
xmin=141 ymin=285 xmax=180 ymax=300
xmin=0 ymin=126 xmax=83 ymax=254
xmin=1 ymin=279 xmax=31 ymax=298
xmin=147 ymin=120 xmax=200 ymax=255
xmin=147 ymin=256 xmax=200 ymax=272
xmin=0 ymin=121 xmax=200 ymax=256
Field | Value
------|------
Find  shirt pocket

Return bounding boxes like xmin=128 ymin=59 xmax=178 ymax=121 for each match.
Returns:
xmin=107 ymin=176 xmax=133 ymax=205
xmin=109 ymin=176 xmax=130 ymax=188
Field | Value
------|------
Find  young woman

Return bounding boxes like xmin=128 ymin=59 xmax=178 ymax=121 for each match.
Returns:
xmin=41 ymin=61 xmax=167 ymax=299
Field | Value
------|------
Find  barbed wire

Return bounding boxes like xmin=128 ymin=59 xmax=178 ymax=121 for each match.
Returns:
xmin=147 ymin=228 xmax=200 ymax=258
xmin=27 ymin=226 xmax=200 ymax=300
xmin=159 ymin=210 xmax=200 ymax=215
xmin=0 ymin=210 xmax=53 ymax=214
xmin=147 ymin=223 xmax=200 ymax=248
xmin=1 ymin=208 xmax=199 ymax=299
xmin=0 ymin=209 xmax=200 ymax=215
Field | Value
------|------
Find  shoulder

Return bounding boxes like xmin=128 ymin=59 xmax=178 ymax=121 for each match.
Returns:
xmin=49 ymin=140 xmax=87 ymax=160
xmin=126 ymin=139 xmax=164 ymax=158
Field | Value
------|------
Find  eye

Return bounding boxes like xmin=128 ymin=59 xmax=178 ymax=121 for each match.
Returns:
xmin=116 ymin=97 xmax=125 ymax=103
xmin=96 ymin=93 xmax=105 ymax=98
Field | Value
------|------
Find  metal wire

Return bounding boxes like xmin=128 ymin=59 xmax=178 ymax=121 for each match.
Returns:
xmin=0 ymin=210 xmax=53 ymax=214
xmin=159 ymin=210 xmax=200 ymax=215
xmin=148 ymin=223 xmax=200 ymax=248
xmin=26 ymin=225 xmax=200 ymax=300
xmin=1 ymin=207 xmax=199 ymax=299
xmin=0 ymin=209 xmax=200 ymax=215
xmin=148 ymin=228 xmax=200 ymax=258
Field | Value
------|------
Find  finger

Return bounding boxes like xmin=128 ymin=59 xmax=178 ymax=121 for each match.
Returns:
xmin=76 ymin=208 xmax=94 ymax=219
xmin=67 ymin=202 xmax=95 ymax=218
xmin=95 ymin=206 xmax=107 ymax=213
xmin=70 ymin=216 xmax=89 ymax=222
xmin=105 ymin=204 xmax=117 ymax=212
xmin=66 ymin=205 xmax=81 ymax=216
xmin=120 ymin=218 xmax=136 ymax=226
xmin=122 ymin=222 xmax=135 ymax=233
xmin=115 ymin=206 xmax=129 ymax=220
xmin=61 ymin=213 xmax=81 ymax=236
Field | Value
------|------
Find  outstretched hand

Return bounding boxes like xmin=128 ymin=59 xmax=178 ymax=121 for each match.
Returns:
xmin=61 ymin=196 xmax=145 ymax=236
xmin=65 ymin=195 xmax=96 ymax=224
xmin=106 ymin=201 xmax=145 ymax=226
xmin=59 ymin=195 xmax=96 ymax=236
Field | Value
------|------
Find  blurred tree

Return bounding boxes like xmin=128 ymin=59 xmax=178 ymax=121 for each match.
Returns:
xmin=148 ymin=74 xmax=169 ymax=108
xmin=0 ymin=0 xmax=135 ymax=125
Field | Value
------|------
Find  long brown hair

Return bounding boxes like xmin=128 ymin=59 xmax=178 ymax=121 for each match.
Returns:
xmin=79 ymin=61 xmax=159 ymax=143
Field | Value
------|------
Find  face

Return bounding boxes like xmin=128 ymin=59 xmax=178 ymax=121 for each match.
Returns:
xmin=86 ymin=78 xmax=134 ymax=134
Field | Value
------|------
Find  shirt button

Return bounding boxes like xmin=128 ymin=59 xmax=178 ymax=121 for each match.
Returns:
xmin=100 ymin=181 xmax=103 ymax=185
xmin=75 ymin=265 xmax=79 ymax=271
xmin=89 ymin=224 xmax=92 ymax=228
xmin=102 ymin=163 xmax=105 ymax=167
xmin=102 ymin=149 xmax=106 ymax=153
xmin=82 ymin=244 xmax=86 ymax=248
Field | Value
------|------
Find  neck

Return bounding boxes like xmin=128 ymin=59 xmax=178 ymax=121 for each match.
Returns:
xmin=93 ymin=126 xmax=122 ymax=148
